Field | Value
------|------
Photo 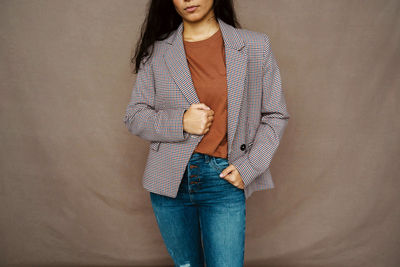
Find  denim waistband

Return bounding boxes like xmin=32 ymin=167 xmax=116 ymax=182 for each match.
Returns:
xmin=190 ymin=152 xmax=227 ymax=163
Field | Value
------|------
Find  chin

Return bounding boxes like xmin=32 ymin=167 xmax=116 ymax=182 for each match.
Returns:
xmin=183 ymin=14 xmax=206 ymax=23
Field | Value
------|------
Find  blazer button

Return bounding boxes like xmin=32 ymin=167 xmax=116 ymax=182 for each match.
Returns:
xmin=240 ymin=144 xmax=246 ymax=151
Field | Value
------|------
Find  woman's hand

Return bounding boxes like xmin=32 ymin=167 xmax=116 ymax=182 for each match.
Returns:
xmin=183 ymin=103 xmax=214 ymax=135
xmin=219 ymin=164 xmax=245 ymax=189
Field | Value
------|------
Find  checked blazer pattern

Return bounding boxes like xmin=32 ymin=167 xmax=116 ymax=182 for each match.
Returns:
xmin=123 ymin=18 xmax=290 ymax=200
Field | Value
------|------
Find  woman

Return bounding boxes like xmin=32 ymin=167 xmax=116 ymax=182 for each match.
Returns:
xmin=123 ymin=0 xmax=290 ymax=265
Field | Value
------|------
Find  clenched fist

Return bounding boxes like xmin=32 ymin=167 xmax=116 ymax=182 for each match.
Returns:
xmin=183 ymin=103 xmax=214 ymax=135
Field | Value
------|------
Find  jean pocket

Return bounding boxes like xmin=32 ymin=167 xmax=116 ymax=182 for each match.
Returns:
xmin=210 ymin=156 xmax=230 ymax=173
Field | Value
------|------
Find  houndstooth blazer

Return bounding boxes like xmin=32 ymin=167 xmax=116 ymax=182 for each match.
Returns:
xmin=123 ymin=18 xmax=290 ymax=200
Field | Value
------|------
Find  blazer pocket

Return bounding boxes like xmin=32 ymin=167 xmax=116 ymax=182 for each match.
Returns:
xmin=149 ymin=141 xmax=160 ymax=151
xmin=246 ymin=121 xmax=256 ymax=150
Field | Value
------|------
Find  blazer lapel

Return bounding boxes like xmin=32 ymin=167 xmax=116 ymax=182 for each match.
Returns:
xmin=163 ymin=18 xmax=247 ymax=154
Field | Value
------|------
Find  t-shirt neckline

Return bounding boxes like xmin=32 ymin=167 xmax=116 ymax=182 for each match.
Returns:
xmin=183 ymin=28 xmax=222 ymax=47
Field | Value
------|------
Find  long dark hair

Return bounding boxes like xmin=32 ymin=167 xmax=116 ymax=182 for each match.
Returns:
xmin=131 ymin=0 xmax=241 ymax=74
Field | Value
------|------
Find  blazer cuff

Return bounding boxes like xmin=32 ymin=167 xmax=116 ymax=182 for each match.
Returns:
xmin=230 ymin=154 xmax=261 ymax=188
xmin=168 ymin=108 xmax=190 ymax=142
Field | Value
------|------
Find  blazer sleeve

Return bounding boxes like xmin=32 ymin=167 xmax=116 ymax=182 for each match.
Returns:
xmin=231 ymin=34 xmax=290 ymax=188
xmin=123 ymin=58 xmax=190 ymax=142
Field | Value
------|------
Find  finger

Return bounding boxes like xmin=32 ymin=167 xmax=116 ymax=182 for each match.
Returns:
xmin=221 ymin=172 xmax=233 ymax=182
xmin=197 ymin=103 xmax=210 ymax=110
xmin=219 ymin=164 xmax=233 ymax=178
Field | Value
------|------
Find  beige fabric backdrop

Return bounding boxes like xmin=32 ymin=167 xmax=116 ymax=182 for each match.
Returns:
xmin=1 ymin=0 xmax=399 ymax=266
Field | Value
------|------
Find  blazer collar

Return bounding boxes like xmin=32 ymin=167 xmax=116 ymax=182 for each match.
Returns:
xmin=163 ymin=18 xmax=247 ymax=156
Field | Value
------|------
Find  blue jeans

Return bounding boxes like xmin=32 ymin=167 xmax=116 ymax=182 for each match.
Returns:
xmin=150 ymin=152 xmax=246 ymax=267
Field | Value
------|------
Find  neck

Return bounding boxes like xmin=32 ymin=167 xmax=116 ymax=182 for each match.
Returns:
xmin=182 ymin=14 xmax=219 ymax=42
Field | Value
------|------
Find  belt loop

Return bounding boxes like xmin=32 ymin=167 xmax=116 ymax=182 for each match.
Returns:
xmin=204 ymin=154 xmax=210 ymax=163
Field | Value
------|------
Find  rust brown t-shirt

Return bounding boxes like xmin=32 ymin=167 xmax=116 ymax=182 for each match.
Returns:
xmin=183 ymin=28 xmax=228 ymax=159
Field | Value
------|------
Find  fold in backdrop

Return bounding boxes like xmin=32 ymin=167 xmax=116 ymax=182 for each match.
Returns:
xmin=1 ymin=0 xmax=399 ymax=266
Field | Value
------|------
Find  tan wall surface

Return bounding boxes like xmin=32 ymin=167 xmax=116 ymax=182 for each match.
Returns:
xmin=1 ymin=0 xmax=399 ymax=266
